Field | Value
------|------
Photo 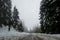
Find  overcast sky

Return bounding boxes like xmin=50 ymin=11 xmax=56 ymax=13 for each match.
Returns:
xmin=12 ymin=0 xmax=41 ymax=30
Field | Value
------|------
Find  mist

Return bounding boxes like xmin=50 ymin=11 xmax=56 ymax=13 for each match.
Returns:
xmin=12 ymin=0 xmax=41 ymax=30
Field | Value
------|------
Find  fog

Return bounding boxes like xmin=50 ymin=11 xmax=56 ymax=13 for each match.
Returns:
xmin=12 ymin=0 xmax=41 ymax=30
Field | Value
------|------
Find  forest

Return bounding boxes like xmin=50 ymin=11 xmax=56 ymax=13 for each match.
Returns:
xmin=0 ymin=0 xmax=60 ymax=34
xmin=0 ymin=0 xmax=24 ymax=32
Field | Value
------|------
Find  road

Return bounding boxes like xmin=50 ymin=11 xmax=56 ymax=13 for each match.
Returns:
xmin=0 ymin=33 xmax=60 ymax=40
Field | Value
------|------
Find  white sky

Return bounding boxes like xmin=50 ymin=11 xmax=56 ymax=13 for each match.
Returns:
xmin=12 ymin=0 xmax=41 ymax=30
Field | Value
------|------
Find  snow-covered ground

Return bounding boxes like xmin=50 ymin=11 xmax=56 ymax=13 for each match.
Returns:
xmin=0 ymin=26 xmax=60 ymax=40
xmin=0 ymin=26 xmax=29 ymax=37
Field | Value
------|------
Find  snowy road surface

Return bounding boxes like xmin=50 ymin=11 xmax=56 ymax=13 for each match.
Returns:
xmin=0 ymin=27 xmax=60 ymax=40
xmin=0 ymin=33 xmax=60 ymax=40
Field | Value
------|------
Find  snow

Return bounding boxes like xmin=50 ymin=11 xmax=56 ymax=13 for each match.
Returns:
xmin=0 ymin=26 xmax=60 ymax=40
xmin=0 ymin=26 xmax=29 ymax=37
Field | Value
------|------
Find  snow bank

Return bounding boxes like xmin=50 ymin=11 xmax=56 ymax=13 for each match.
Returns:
xmin=0 ymin=26 xmax=29 ymax=37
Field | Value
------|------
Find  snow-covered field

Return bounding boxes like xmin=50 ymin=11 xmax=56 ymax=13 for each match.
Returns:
xmin=0 ymin=26 xmax=60 ymax=40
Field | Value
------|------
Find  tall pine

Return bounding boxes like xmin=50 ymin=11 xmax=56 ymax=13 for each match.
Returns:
xmin=13 ymin=6 xmax=24 ymax=32
xmin=40 ymin=0 xmax=60 ymax=34
xmin=0 ymin=0 xmax=12 ymax=30
xmin=13 ymin=6 xmax=19 ymax=29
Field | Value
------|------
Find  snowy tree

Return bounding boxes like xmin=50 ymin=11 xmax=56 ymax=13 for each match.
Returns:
xmin=0 ymin=0 xmax=12 ymax=30
xmin=13 ymin=6 xmax=19 ymax=29
xmin=40 ymin=0 xmax=60 ymax=34
xmin=13 ymin=6 xmax=24 ymax=32
xmin=17 ymin=21 xmax=24 ymax=32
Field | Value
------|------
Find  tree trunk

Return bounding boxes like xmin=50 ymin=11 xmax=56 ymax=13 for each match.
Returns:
xmin=8 ymin=26 xmax=10 ymax=31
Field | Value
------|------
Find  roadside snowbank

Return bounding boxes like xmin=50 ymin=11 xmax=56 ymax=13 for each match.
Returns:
xmin=0 ymin=26 xmax=29 ymax=37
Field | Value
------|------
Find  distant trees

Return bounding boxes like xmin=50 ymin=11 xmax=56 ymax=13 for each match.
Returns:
xmin=16 ymin=21 xmax=24 ymax=32
xmin=13 ymin=6 xmax=24 ymax=32
xmin=40 ymin=0 xmax=60 ymax=34
xmin=27 ymin=25 xmax=41 ymax=33
xmin=33 ymin=27 xmax=41 ymax=33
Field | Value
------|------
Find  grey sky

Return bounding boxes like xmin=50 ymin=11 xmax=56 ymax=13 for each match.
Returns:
xmin=12 ymin=0 xmax=41 ymax=30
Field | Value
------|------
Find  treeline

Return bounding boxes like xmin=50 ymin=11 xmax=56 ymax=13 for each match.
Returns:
xmin=40 ymin=0 xmax=60 ymax=34
xmin=33 ymin=0 xmax=60 ymax=34
xmin=0 ymin=0 xmax=24 ymax=32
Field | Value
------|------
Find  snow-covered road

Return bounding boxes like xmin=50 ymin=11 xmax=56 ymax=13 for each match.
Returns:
xmin=0 ymin=33 xmax=60 ymax=40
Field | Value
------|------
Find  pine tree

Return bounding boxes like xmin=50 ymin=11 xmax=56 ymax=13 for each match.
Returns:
xmin=13 ymin=6 xmax=24 ymax=32
xmin=40 ymin=0 xmax=60 ymax=34
xmin=13 ymin=6 xmax=19 ymax=29
xmin=0 ymin=0 xmax=3 ymax=27
xmin=17 ymin=21 xmax=24 ymax=32
xmin=0 ymin=0 xmax=12 ymax=29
